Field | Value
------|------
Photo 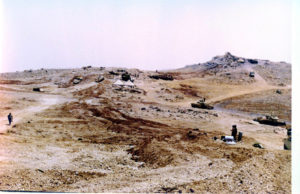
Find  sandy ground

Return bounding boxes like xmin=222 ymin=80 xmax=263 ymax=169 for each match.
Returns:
xmin=0 ymin=62 xmax=291 ymax=193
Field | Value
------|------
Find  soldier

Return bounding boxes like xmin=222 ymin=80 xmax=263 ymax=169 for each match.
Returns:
xmin=231 ymin=125 xmax=237 ymax=140
xmin=8 ymin=113 xmax=13 ymax=126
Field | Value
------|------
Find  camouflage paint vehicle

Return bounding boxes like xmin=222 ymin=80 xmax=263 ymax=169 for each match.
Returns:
xmin=254 ymin=115 xmax=286 ymax=126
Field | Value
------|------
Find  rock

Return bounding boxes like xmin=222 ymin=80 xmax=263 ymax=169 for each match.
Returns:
xmin=253 ymin=143 xmax=264 ymax=149
xmin=73 ymin=79 xmax=81 ymax=84
xmin=187 ymin=131 xmax=197 ymax=139
xmin=129 ymin=89 xmax=142 ymax=94
xmin=95 ymin=75 xmax=105 ymax=83
xmin=37 ymin=169 xmax=44 ymax=173
xmin=276 ymin=89 xmax=282 ymax=94
xmin=109 ymin=71 xmax=119 ymax=75
xmin=190 ymin=188 xmax=195 ymax=193
xmin=78 ymin=138 xmax=82 ymax=141
xmin=141 ymin=107 xmax=146 ymax=111
xmin=161 ymin=187 xmax=178 ymax=193
xmin=238 ymin=58 xmax=245 ymax=63
xmin=73 ymin=76 xmax=83 ymax=84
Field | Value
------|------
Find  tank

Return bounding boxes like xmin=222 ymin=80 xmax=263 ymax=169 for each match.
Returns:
xmin=254 ymin=115 xmax=286 ymax=126
xmin=191 ymin=99 xmax=214 ymax=110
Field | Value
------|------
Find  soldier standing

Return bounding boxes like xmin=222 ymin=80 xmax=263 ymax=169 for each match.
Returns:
xmin=231 ymin=125 xmax=237 ymax=140
xmin=8 ymin=113 xmax=13 ymax=126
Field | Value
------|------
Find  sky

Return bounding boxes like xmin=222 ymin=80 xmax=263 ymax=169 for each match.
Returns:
xmin=0 ymin=0 xmax=293 ymax=72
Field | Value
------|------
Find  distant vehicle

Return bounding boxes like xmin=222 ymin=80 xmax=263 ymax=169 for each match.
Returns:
xmin=254 ymin=115 xmax=286 ymax=126
xmin=248 ymin=59 xmax=258 ymax=64
xmin=249 ymin=72 xmax=255 ymax=77
xmin=191 ymin=99 xmax=213 ymax=110
xmin=284 ymin=128 xmax=291 ymax=150
xmin=149 ymin=74 xmax=174 ymax=81
xmin=33 ymin=87 xmax=43 ymax=92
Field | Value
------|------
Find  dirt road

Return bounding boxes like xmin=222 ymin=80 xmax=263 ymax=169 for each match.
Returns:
xmin=0 ymin=89 xmax=72 ymax=133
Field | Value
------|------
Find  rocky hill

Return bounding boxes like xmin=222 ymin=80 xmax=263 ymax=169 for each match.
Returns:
xmin=177 ymin=52 xmax=291 ymax=86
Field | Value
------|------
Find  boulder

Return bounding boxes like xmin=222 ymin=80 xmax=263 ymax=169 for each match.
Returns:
xmin=95 ymin=75 xmax=105 ymax=83
xmin=187 ymin=131 xmax=197 ymax=139
xmin=73 ymin=76 xmax=83 ymax=84
xmin=237 ymin=58 xmax=245 ymax=63
xmin=253 ymin=143 xmax=264 ymax=149
xmin=73 ymin=79 xmax=81 ymax=84
xmin=109 ymin=71 xmax=119 ymax=75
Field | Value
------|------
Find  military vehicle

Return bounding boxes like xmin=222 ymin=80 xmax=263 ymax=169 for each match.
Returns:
xmin=33 ymin=87 xmax=43 ymax=92
xmin=191 ymin=99 xmax=214 ymax=110
xmin=149 ymin=74 xmax=174 ymax=81
xmin=254 ymin=115 xmax=286 ymax=126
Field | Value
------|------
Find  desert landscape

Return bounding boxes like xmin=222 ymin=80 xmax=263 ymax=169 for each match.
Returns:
xmin=0 ymin=52 xmax=291 ymax=193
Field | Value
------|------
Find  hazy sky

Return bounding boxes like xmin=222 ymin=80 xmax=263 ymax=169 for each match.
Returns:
xmin=0 ymin=0 xmax=292 ymax=72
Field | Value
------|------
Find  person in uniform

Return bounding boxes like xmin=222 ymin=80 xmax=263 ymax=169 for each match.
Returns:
xmin=8 ymin=113 xmax=13 ymax=126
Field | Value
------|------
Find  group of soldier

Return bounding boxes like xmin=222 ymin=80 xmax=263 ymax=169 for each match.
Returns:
xmin=231 ymin=125 xmax=243 ymax=141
